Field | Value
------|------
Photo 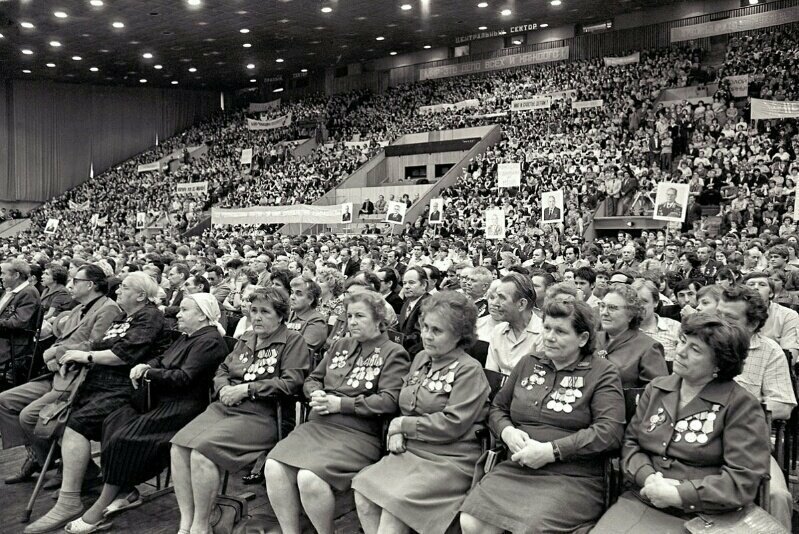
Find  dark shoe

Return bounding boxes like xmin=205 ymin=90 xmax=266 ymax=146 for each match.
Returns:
xmin=241 ymin=471 xmax=264 ymax=485
xmin=4 ymin=455 xmax=41 ymax=484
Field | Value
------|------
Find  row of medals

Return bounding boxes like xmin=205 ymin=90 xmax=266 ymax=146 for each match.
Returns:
xmin=330 ymin=348 xmax=384 ymax=390
xmin=521 ymin=368 xmax=584 ymax=414
xmin=241 ymin=348 xmax=278 ymax=381
xmin=648 ymin=405 xmax=719 ymax=444
xmin=419 ymin=361 xmax=459 ymax=393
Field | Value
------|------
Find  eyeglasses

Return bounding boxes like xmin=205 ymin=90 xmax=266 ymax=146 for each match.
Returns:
xmin=598 ymin=302 xmax=627 ymax=313
xmin=71 ymin=278 xmax=93 ymax=284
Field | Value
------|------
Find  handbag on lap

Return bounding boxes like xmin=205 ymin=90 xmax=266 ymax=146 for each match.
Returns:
xmin=34 ymin=366 xmax=89 ymax=440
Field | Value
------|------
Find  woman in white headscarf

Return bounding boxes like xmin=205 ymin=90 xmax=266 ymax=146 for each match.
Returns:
xmin=65 ymin=293 xmax=229 ymax=533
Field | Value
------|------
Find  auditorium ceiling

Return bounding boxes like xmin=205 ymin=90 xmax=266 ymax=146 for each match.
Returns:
xmin=0 ymin=0 xmax=679 ymax=90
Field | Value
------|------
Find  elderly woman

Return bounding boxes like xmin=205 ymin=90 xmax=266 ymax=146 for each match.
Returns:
xmin=459 ymin=299 xmax=624 ymax=533
xmin=595 ymin=285 xmax=668 ymax=387
xmin=265 ymin=291 xmax=410 ymax=534
xmin=26 ymin=272 xmax=165 ymax=534
xmin=170 ymin=287 xmax=309 ymax=534
xmin=593 ymin=314 xmax=771 ymax=532
xmin=633 ymin=280 xmax=681 ymax=363
xmin=353 ymin=291 xmax=491 ymax=534
xmin=64 ymin=294 xmax=229 ymax=533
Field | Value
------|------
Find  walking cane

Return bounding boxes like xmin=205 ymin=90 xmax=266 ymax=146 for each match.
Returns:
xmin=20 ymin=440 xmax=59 ymax=523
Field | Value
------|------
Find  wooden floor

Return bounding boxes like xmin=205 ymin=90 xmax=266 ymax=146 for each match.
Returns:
xmin=0 ymin=445 xmax=362 ymax=534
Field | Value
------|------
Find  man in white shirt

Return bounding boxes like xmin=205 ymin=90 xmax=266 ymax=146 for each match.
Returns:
xmin=486 ymin=273 xmax=543 ymax=374
xmin=744 ymin=272 xmax=799 ymax=363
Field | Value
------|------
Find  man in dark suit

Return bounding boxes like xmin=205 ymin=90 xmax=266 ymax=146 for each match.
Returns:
xmin=619 ymin=169 xmax=639 ymax=215
xmin=341 ymin=204 xmax=352 ymax=222
xmin=387 ymin=204 xmax=404 ymax=223
xmin=359 ymin=198 xmax=374 ymax=215
xmin=656 ymin=187 xmax=683 ymax=218
xmin=338 ymin=248 xmax=359 ymax=278
xmin=543 ymin=196 xmax=561 ymax=221
xmin=429 ymin=205 xmax=442 ymax=223
xmin=397 ymin=266 xmax=430 ymax=356
xmin=377 ymin=267 xmax=404 ymax=315
xmin=0 ymin=259 xmax=41 ymax=369
xmin=163 ymin=263 xmax=190 ymax=329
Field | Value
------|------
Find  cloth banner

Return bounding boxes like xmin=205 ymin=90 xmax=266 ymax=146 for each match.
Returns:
xmin=472 ymin=112 xmax=508 ymax=119
xmin=241 ymin=148 xmax=253 ymax=165
xmin=419 ymin=46 xmax=569 ymax=81
xmin=511 ymin=97 xmax=552 ymax=112
xmin=418 ymin=99 xmax=480 ymax=114
xmin=248 ymin=99 xmax=281 ymax=113
xmin=247 ymin=113 xmax=292 ymax=131
xmin=572 ymin=99 xmax=604 ymax=110
xmin=751 ymin=98 xmax=799 ymax=121
xmin=68 ymin=200 xmax=90 ymax=211
xmin=545 ymin=89 xmax=577 ymax=101
xmin=725 ymin=75 xmax=749 ymax=98
xmin=671 ymin=5 xmax=799 ymax=41
xmin=603 ymin=52 xmax=640 ymax=66
xmin=212 ymin=204 xmax=350 ymax=226
xmin=498 ymin=163 xmax=522 ymax=188
xmin=137 ymin=161 xmax=161 ymax=173
xmin=176 ymin=181 xmax=208 ymax=196
xmin=485 ymin=209 xmax=506 ymax=239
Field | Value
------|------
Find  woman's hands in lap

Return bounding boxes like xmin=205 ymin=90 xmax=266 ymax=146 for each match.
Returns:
xmin=219 ymin=384 xmax=249 ymax=406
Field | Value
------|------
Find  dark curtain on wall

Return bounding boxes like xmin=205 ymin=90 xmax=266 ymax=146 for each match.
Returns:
xmin=0 ymin=79 xmax=217 ymax=202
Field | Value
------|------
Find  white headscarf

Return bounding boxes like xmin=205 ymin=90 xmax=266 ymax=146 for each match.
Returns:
xmin=184 ymin=293 xmax=226 ymax=336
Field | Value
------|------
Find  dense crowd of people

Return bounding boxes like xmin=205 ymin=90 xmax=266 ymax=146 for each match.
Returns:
xmin=1 ymin=22 xmax=799 ymax=534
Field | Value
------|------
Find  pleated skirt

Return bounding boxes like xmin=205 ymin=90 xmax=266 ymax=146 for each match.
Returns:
xmin=100 ymin=398 xmax=207 ymax=486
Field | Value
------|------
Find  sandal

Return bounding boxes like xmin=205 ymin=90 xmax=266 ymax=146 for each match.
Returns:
xmin=64 ymin=517 xmax=112 ymax=533
xmin=102 ymin=489 xmax=143 ymax=518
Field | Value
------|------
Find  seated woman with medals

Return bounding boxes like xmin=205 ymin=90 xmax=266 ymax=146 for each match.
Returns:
xmin=592 ymin=314 xmax=771 ymax=533
xmin=353 ymin=291 xmax=491 ymax=534
xmin=170 ymin=287 xmax=309 ymax=534
xmin=595 ymin=285 xmax=669 ymax=387
xmin=64 ymin=294 xmax=229 ymax=533
xmin=460 ymin=299 xmax=625 ymax=534
xmin=265 ymin=291 xmax=410 ymax=534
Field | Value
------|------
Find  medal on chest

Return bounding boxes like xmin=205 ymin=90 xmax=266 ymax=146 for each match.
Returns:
xmin=673 ymin=404 xmax=720 ymax=444
xmin=546 ymin=376 xmax=584 ymax=413
xmin=329 ymin=349 xmax=350 ymax=370
xmin=243 ymin=348 xmax=278 ymax=382
xmin=103 ymin=320 xmax=132 ymax=340
xmin=420 ymin=361 xmax=458 ymax=393
xmin=286 ymin=322 xmax=302 ymax=331
xmin=520 ymin=366 xmax=546 ymax=390
xmin=345 ymin=347 xmax=383 ymax=390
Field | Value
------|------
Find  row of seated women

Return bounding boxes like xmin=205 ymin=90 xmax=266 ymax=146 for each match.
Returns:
xmin=25 ymin=272 xmax=774 ymax=534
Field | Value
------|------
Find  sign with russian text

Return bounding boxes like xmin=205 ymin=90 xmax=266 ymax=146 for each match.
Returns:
xmin=603 ymin=52 xmax=640 ymax=66
xmin=498 ymin=163 xmax=522 ymax=188
xmin=419 ymin=46 xmax=569 ymax=81
xmin=751 ymin=98 xmax=799 ymax=120
xmin=241 ymin=148 xmax=253 ymax=165
xmin=511 ymin=97 xmax=552 ymax=112
xmin=212 ymin=204 xmax=351 ymax=226
xmin=725 ymin=75 xmax=749 ymax=98
xmin=572 ymin=99 xmax=604 ymax=110
xmin=136 ymin=161 xmax=161 ymax=174
xmin=246 ymin=113 xmax=292 ymax=130
xmin=176 ymin=181 xmax=208 ymax=196
xmin=671 ymin=5 xmax=799 ymax=42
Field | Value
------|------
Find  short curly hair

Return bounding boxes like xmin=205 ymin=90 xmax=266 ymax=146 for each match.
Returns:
xmin=604 ymin=284 xmax=645 ymax=330
xmin=542 ymin=299 xmax=596 ymax=356
xmin=680 ymin=313 xmax=749 ymax=381
xmin=345 ymin=291 xmax=389 ymax=332
xmin=316 ymin=267 xmax=345 ymax=297
xmin=420 ymin=290 xmax=477 ymax=350
xmin=719 ymin=285 xmax=769 ymax=333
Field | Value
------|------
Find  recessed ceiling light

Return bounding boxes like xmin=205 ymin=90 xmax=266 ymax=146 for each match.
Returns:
xmin=188 ymin=67 xmax=197 ymax=72
xmin=154 ymin=64 xmax=162 ymax=69
xmin=46 ymin=62 xmax=56 ymax=68
xmin=246 ymin=63 xmax=255 ymax=69
xmin=273 ymin=87 xmax=284 ymax=93
xmin=54 ymin=11 xmax=68 ymax=19
xmin=477 ymin=2 xmax=488 ymax=7
xmin=112 ymin=21 xmax=124 ymax=28
xmin=376 ymin=36 xmax=385 ymax=41
xmin=239 ymin=28 xmax=249 ymax=33
xmin=90 ymin=0 xmax=104 ymax=6
xmin=49 ymin=41 xmax=62 ymax=47
xmin=20 ymin=22 xmax=35 ymax=29
xmin=90 ymin=67 xmax=99 ymax=72
xmin=550 ymin=0 xmax=561 ymax=5
xmin=22 ymin=69 xmax=31 ymax=74
xmin=513 ymin=39 xmax=522 ymax=45
xmin=188 ymin=0 xmax=201 ymax=5
xmin=242 ymin=43 xmax=252 ymax=48
xmin=301 ymin=68 xmax=308 ymax=72
xmin=478 ymin=26 xmax=487 ymax=30
xmin=321 ymin=6 xmax=332 ymax=13
xmin=540 ymin=23 xmax=549 ymax=27
xmin=748 ymin=0 xmax=759 ymax=4
xmin=0 ymin=33 xmax=4 ymax=39
xmin=250 ymin=78 xmax=256 ymax=82
xmin=139 ymin=79 xmax=147 ymax=83
xmin=72 ymin=55 xmax=82 ymax=60
xmin=142 ymin=52 xmax=153 ymax=59
xmin=401 ymin=4 xmax=412 ymax=10
xmin=171 ymin=80 xmax=179 ymax=85
xmin=21 ymin=49 xmax=33 ymax=55
xmin=501 ymin=8 xmax=512 ymax=15
xmin=275 ymin=58 xmax=284 ymax=63
xmin=423 ymin=45 xmax=431 ymax=49
xmin=390 ymin=51 xmax=397 ymax=55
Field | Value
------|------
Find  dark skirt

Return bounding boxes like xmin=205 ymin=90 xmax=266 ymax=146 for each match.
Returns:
xmin=459 ymin=460 xmax=605 ymax=534
xmin=67 ymin=380 xmax=131 ymax=442
xmin=170 ymin=399 xmax=278 ymax=472
xmin=591 ymin=491 xmax=687 ymax=534
xmin=101 ymin=398 xmax=207 ymax=486
xmin=267 ymin=420 xmax=382 ymax=491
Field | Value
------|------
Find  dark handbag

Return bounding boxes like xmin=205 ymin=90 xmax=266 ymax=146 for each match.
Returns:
xmin=130 ymin=378 xmax=158 ymax=413
xmin=34 ymin=367 xmax=88 ymax=440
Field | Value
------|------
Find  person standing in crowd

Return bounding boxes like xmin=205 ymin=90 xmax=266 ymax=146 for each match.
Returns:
xmin=633 ymin=280 xmax=681 ymax=363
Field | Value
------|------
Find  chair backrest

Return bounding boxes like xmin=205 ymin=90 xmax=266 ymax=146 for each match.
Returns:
xmin=467 ymin=340 xmax=489 ymax=367
xmin=623 ymin=387 xmax=646 ymax=423
xmin=224 ymin=336 xmax=238 ymax=353
xmin=483 ymin=368 xmax=507 ymax=402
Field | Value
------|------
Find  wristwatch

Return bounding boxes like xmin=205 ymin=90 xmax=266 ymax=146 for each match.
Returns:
xmin=551 ymin=442 xmax=562 ymax=461
xmin=247 ymin=383 xmax=257 ymax=401
xmin=87 ymin=352 xmax=94 ymax=364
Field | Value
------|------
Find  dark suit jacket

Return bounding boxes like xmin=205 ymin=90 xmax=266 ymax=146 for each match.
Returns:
xmin=594 ymin=329 xmax=667 ymax=388
xmin=429 ymin=210 xmax=442 ymax=222
xmin=397 ymin=293 xmax=430 ymax=356
xmin=543 ymin=207 xmax=561 ymax=221
xmin=385 ymin=291 xmax=404 ymax=315
xmin=342 ymin=212 xmax=352 ymax=222
xmin=341 ymin=259 xmax=359 ymax=278
xmin=656 ymin=202 xmax=683 ymax=217
xmin=0 ymin=284 xmax=41 ymax=363
xmin=387 ymin=213 xmax=403 ymax=223
xmin=164 ymin=289 xmax=185 ymax=318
